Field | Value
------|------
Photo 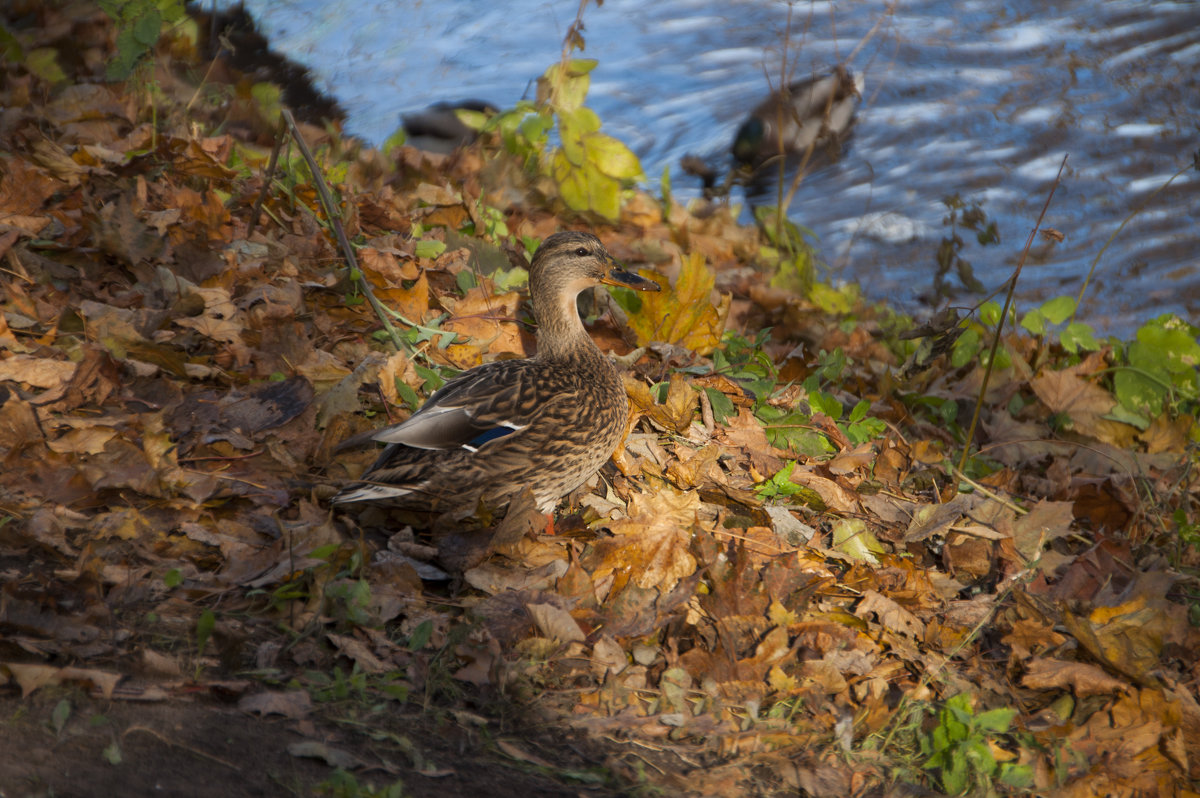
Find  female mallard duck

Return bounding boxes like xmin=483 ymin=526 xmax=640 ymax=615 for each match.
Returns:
xmin=731 ymin=66 xmax=864 ymax=169
xmin=332 ymin=232 xmax=659 ymax=516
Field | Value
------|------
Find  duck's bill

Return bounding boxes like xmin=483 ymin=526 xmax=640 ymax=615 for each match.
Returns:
xmin=602 ymin=268 xmax=661 ymax=292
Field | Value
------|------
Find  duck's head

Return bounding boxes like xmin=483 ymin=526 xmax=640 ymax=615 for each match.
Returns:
xmin=531 ymin=231 xmax=658 ymax=304
xmin=529 ymin=232 xmax=659 ymax=354
xmin=732 ymin=117 xmax=767 ymax=166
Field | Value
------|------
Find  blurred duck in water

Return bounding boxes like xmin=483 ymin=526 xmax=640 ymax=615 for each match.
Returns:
xmin=731 ymin=66 xmax=864 ymax=169
xmin=681 ymin=66 xmax=863 ymax=194
xmin=400 ymin=100 xmax=497 ymax=154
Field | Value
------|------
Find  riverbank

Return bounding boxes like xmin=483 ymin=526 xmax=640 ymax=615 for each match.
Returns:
xmin=1 ymin=5 xmax=1198 ymax=796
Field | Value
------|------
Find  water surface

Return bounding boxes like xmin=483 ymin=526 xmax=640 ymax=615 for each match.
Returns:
xmin=235 ymin=0 xmax=1200 ymax=335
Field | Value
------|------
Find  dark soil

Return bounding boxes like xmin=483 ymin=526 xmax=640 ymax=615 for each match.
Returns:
xmin=0 ymin=689 xmax=628 ymax=798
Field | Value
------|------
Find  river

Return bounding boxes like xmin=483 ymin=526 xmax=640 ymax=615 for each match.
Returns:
xmin=231 ymin=0 xmax=1200 ymax=336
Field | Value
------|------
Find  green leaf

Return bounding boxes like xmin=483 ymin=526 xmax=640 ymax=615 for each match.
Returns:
xmin=195 ymin=609 xmax=216 ymax=653
xmin=979 ymin=301 xmax=1001 ymax=327
xmin=382 ymin=127 xmax=407 ymax=155
xmin=1114 ymin=369 xmax=1165 ymax=418
xmin=414 ymin=239 xmax=447 ymax=259
xmin=1019 ymin=308 xmax=1046 ymax=336
xmin=544 ymin=60 xmax=593 ymax=111
xmin=831 ymin=518 xmax=883 ymax=564
xmin=407 ymin=619 xmax=433 ymax=651
xmin=163 ymin=568 xmax=183 ymax=589
xmin=27 ymin=47 xmax=67 ymax=84
xmin=847 ymin=415 xmax=887 ymax=445
xmin=52 ymin=699 xmax=72 ymax=736
xmin=1040 ymin=295 xmax=1076 ymax=324
xmin=808 ymin=282 xmax=856 ymax=314
xmin=1061 ymin=321 xmax=1099 ymax=353
xmin=102 ymin=741 xmax=122 ymax=765
xmin=1134 ymin=315 xmax=1200 ymax=393
xmin=808 ymin=390 xmax=842 ymax=420
xmin=703 ymin=387 xmax=736 ymax=425
xmin=131 ymin=7 xmax=162 ymax=46
xmin=415 ymin=364 xmax=446 ymax=392
xmin=394 ymin=379 xmax=420 ymax=411
xmin=973 ymin=706 xmax=1016 ymax=733
xmin=999 ymin=763 xmax=1035 ymax=789
xmin=558 ymin=107 xmax=600 ymax=165
xmin=0 ymin=23 xmax=25 ymax=61
xmin=951 ymin=328 xmax=981 ymax=367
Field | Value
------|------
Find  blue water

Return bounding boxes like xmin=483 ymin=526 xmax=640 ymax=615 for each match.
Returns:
xmin=236 ymin=0 xmax=1200 ymax=335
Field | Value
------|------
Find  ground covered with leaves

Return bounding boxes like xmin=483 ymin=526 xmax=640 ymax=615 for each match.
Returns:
xmin=2 ymin=4 xmax=1200 ymax=797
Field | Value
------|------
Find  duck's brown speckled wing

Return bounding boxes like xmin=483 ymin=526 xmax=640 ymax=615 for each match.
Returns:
xmin=373 ymin=360 xmax=541 ymax=453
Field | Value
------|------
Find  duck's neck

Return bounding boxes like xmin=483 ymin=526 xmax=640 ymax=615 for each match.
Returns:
xmin=533 ymin=284 xmax=600 ymax=363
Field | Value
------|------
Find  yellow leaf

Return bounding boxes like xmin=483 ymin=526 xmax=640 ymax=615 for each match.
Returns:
xmin=586 ymin=132 xmax=643 ymax=180
xmin=767 ymin=665 xmax=798 ymax=693
xmin=624 ymin=372 xmax=697 ymax=434
xmin=626 ymin=252 xmax=730 ymax=355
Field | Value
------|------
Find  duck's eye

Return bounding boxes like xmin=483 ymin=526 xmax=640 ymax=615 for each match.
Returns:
xmin=575 ymin=247 xmax=589 ymax=257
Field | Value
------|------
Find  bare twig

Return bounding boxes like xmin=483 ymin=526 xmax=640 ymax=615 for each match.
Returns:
xmin=279 ymin=108 xmax=406 ymax=352
xmin=245 ymin=115 xmax=287 ymax=241
xmin=953 ymin=154 xmax=1068 ymax=493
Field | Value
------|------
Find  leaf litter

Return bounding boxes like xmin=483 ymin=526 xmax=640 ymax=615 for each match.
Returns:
xmin=1 ymin=5 xmax=1199 ymax=797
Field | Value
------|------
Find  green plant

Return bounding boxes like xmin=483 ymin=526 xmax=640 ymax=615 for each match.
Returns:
xmin=317 ymin=768 xmax=407 ymax=798
xmin=754 ymin=205 xmax=819 ymax=295
xmin=98 ymin=0 xmax=186 ymax=81
xmin=1111 ymin=314 xmax=1200 ymax=427
xmin=485 ymin=5 xmax=642 ymax=220
xmin=935 ymin=195 xmax=1000 ymax=298
xmin=1019 ymin=296 xmax=1099 ymax=354
xmin=921 ymin=693 xmax=1033 ymax=795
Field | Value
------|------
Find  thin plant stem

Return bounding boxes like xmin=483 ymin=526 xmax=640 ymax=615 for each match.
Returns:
xmin=280 ymin=109 xmax=407 ymax=352
xmin=1074 ymin=156 xmax=1196 ymax=319
xmin=953 ymin=154 xmax=1068 ymax=492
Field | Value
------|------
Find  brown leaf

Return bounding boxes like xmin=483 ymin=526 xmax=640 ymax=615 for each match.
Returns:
xmin=625 ymin=372 xmax=697 ymax=434
xmin=239 ymin=690 xmax=314 ymax=719
xmin=376 ymin=270 xmax=431 ymax=324
xmin=360 ymin=245 xmax=418 ymax=283
xmin=855 ymin=590 xmax=925 ymax=638
xmin=440 ymin=288 xmax=524 ymax=365
xmin=593 ymin=488 xmax=700 ymax=593
xmin=0 ymin=355 xmax=76 ymax=389
xmin=1030 ymin=365 xmax=1131 ymax=445
xmin=3 ymin=662 xmax=122 ymax=699
xmin=1022 ymin=658 xmax=1129 ymax=697
xmin=525 ymin=602 xmax=585 ymax=643
xmin=1062 ymin=596 xmax=1172 ymax=685
xmin=1011 ymin=500 xmax=1075 ymax=565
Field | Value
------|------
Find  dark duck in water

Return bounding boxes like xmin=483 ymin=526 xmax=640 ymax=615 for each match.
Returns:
xmin=731 ymin=66 xmax=864 ymax=169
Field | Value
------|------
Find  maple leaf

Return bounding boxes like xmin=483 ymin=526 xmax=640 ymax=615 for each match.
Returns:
xmin=590 ymin=487 xmax=700 ymax=594
xmin=625 ymin=251 xmax=730 ymax=355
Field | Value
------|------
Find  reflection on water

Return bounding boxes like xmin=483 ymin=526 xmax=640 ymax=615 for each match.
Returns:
xmin=237 ymin=0 xmax=1199 ymax=334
